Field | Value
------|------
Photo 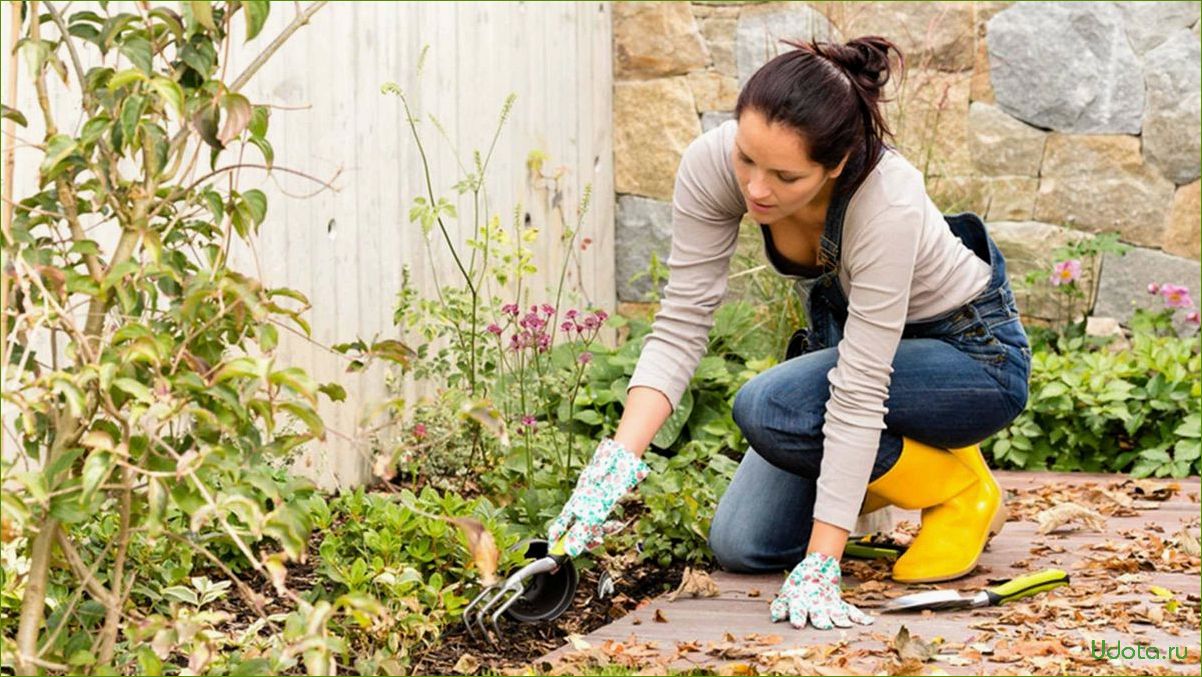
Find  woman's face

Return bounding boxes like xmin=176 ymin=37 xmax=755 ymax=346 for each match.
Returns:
xmin=732 ymin=108 xmax=847 ymax=221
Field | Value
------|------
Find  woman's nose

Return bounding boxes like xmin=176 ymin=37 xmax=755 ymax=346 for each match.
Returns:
xmin=747 ymin=177 xmax=771 ymax=201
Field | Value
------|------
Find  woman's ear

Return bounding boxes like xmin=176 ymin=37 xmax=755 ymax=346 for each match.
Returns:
xmin=830 ymin=152 xmax=851 ymax=179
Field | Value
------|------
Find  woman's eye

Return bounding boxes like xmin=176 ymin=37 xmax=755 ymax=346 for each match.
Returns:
xmin=780 ymin=175 xmax=800 ymax=183
xmin=738 ymin=154 xmax=752 ymax=164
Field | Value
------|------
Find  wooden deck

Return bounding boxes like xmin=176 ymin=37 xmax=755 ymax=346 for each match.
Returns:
xmin=540 ymin=471 xmax=1202 ymax=675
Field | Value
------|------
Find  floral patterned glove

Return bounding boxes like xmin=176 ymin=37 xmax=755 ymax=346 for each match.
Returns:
xmin=770 ymin=552 xmax=875 ymax=630
xmin=548 ymin=438 xmax=650 ymax=557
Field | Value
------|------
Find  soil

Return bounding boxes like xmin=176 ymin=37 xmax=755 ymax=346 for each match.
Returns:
xmin=409 ymin=559 xmax=687 ymax=675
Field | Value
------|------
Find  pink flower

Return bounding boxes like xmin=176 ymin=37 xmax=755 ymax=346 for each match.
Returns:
xmin=1147 ymin=283 xmax=1161 ymax=295
xmin=594 ymin=309 xmax=608 ymax=322
xmin=581 ymin=237 xmax=593 ymax=251
xmin=565 ymin=309 xmax=578 ymax=320
xmin=582 ymin=315 xmax=599 ymax=330
xmin=413 ymin=423 xmax=427 ymax=440
xmin=1160 ymin=284 xmax=1194 ymax=309
xmin=536 ymin=333 xmax=551 ymax=352
xmin=520 ymin=414 xmax=537 ymax=431
xmin=540 ymin=304 xmax=555 ymax=316
xmin=578 ymin=352 xmax=592 ymax=365
xmin=1050 ymin=259 xmax=1081 ymax=286
xmin=508 ymin=334 xmax=521 ymax=351
xmin=501 ymin=303 xmax=520 ymax=317
xmin=486 ymin=323 xmax=502 ymax=336
xmin=560 ymin=320 xmax=574 ymax=332
xmin=1187 ymin=311 xmax=1200 ymax=325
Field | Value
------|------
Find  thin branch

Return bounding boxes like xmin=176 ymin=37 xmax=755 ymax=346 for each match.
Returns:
xmin=184 ymin=163 xmax=340 ymax=197
xmin=229 ymin=1 xmax=329 ymax=93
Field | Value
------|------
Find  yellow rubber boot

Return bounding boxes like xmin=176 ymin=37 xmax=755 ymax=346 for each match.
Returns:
xmin=863 ymin=437 xmax=1002 ymax=583
xmin=948 ymin=444 xmax=1008 ymax=538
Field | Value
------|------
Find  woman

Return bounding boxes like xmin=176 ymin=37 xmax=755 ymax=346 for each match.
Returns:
xmin=548 ymin=36 xmax=1032 ymax=632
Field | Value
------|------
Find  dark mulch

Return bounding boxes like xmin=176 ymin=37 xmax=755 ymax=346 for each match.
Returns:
xmin=409 ymin=559 xmax=688 ymax=675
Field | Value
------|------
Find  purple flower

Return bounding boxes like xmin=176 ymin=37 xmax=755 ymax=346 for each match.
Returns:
xmin=578 ymin=351 xmax=592 ymax=365
xmin=486 ymin=323 xmax=502 ymax=336
xmin=1050 ymin=259 xmax=1081 ymax=287
xmin=501 ymin=303 xmax=520 ymax=317
xmin=1160 ymin=284 xmax=1194 ymax=309
xmin=1147 ymin=283 xmax=1161 ymax=295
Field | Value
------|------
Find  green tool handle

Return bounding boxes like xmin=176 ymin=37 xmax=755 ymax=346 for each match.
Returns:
xmin=984 ymin=569 xmax=1069 ymax=606
xmin=548 ymin=535 xmax=570 ymax=564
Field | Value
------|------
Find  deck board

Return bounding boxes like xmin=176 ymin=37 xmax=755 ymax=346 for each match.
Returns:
xmin=539 ymin=471 xmax=1201 ymax=674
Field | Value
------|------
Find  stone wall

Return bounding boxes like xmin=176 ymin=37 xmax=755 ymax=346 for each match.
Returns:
xmin=612 ymin=1 xmax=1200 ymax=334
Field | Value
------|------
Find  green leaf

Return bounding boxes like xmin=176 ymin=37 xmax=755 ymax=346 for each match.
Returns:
xmin=119 ymin=94 xmax=147 ymax=151
xmin=81 ymin=451 xmax=113 ymax=503
xmin=149 ymin=77 xmax=186 ymax=118
xmin=1 ymin=104 xmax=27 ymax=127
xmin=192 ymin=103 xmax=222 ymax=150
xmin=119 ymin=36 xmax=153 ymax=74
xmin=269 ymin=367 xmax=318 ymax=404
xmin=190 ymin=1 xmax=218 ymax=32
xmin=106 ymin=67 xmax=146 ymax=91
xmin=248 ymin=135 xmax=273 ymax=168
xmin=211 ymin=356 xmax=266 ymax=384
xmin=39 ymin=134 xmax=77 ymax=177
xmin=149 ymin=7 xmax=185 ymax=41
xmin=18 ymin=38 xmax=52 ymax=79
xmin=249 ymin=105 xmax=270 ymax=137
xmin=242 ymin=189 xmax=267 ymax=225
xmin=279 ymin=401 xmax=325 ymax=440
xmin=318 ymin=383 xmax=347 ymax=402
xmin=113 ymin=378 xmax=154 ymax=404
xmin=243 ymin=0 xmax=270 ymax=40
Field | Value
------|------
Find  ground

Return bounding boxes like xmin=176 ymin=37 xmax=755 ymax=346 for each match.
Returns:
xmin=530 ymin=471 xmax=1202 ymax=676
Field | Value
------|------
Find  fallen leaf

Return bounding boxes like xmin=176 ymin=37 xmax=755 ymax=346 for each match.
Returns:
xmin=726 ymin=662 xmax=758 ymax=676
xmin=667 ymin=567 xmax=720 ymax=601
xmin=565 ymin=633 xmax=591 ymax=651
xmin=1035 ymin=503 xmax=1107 ymax=534
xmin=891 ymin=626 xmax=937 ymax=662
xmin=653 ymin=609 xmax=669 ymax=623
xmin=449 ymin=517 xmax=500 ymax=585
xmin=1174 ymin=527 xmax=1201 ymax=557
xmin=452 ymin=653 xmax=481 ymax=675
xmin=747 ymin=588 xmax=761 ymax=598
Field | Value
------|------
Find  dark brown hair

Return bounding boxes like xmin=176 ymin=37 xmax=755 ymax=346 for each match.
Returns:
xmin=735 ymin=36 xmax=905 ymax=196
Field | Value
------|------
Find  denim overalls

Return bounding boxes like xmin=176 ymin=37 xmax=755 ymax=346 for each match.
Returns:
xmin=708 ymin=155 xmax=1033 ymax=573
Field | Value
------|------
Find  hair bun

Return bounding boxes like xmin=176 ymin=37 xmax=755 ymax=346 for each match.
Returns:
xmin=829 ymin=36 xmax=902 ymax=94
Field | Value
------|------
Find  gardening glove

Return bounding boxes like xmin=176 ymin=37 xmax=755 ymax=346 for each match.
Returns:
xmin=547 ymin=437 xmax=650 ymax=557
xmin=770 ymin=552 xmax=875 ymax=630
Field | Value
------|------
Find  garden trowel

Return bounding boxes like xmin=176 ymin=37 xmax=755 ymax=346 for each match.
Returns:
xmin=881 ymin=568 xmax=1069 ymax=613
xmin=463 ymin=536 xmax=578 ymax=643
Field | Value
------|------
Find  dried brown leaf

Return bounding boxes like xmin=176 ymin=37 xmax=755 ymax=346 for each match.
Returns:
xmin=449 ymin=517 xmax=500 ymax=585
xmin=1035 ymin=502 xmax=1107 ymax=534
xmin=890 ymin=626 xmax=937 ymax=662
xmin=452 ymin=653 xmax=481 ymax=675
xmin=653 ymin=608 xmax=669 ymax=623
xmin=667 ymin=566 xmax=720 ymax=601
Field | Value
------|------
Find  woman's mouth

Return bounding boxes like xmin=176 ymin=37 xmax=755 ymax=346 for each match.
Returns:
xmin=749 ymin=200 xmax=775 ymax=213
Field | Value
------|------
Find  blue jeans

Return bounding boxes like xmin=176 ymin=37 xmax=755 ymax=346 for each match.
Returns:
xmin=709 ymin=218 xmax=1031 ymax=573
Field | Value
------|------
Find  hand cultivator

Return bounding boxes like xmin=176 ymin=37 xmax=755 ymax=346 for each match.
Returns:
xmin=463 ymin=537 xmax=578 ymax=643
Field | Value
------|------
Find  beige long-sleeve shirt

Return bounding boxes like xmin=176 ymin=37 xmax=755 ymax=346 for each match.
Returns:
xmin=627 ymin=119 xmax=991 ymax=531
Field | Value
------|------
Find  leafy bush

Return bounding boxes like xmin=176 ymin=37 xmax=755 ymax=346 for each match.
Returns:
xmin=305 ymin=487 xmax=526 ymax=673
xmin=627 ymin=444 xmax=738 ymax=567
xmin=988 ymin=328 xmax=1200 ymax=477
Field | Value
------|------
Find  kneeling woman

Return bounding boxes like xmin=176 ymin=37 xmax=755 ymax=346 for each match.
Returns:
xmin=547 ymin=36 xmax=1032 ymax=632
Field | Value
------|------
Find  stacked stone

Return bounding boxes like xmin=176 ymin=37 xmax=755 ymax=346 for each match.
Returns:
xmin=612 ymin=2 xmax=1200 ymax=335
